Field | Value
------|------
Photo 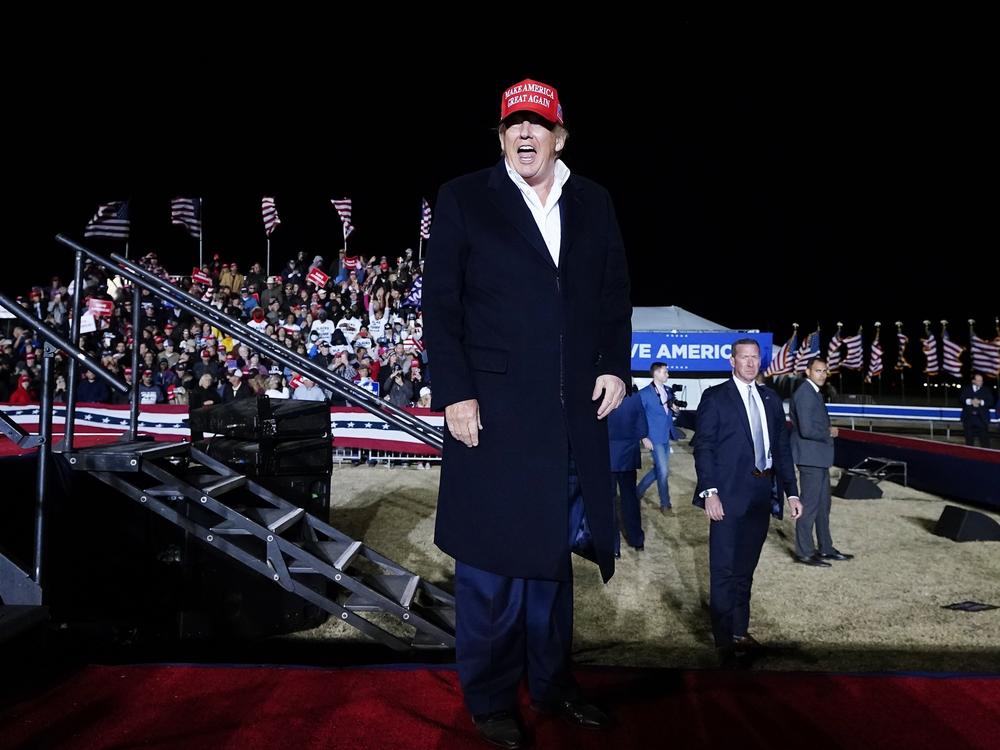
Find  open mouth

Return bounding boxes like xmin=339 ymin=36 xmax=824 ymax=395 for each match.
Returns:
xmin=517 ymin=144 xmax=537 ymax=163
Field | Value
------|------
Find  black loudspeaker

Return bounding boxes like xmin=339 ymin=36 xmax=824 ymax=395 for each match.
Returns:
xmin=195 ymin=437 xmax=332 ymax=476
xmin=934 ymin=505 xmax=1000 ymax=542
xmin=188 ymin=396 xmax=329 ymax=440
xmin=833 ymin=473 xmax=883 ymax=499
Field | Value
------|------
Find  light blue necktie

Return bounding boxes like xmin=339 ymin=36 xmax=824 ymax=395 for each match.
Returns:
xmin=748 ymin=384 xmax=766 ymax=471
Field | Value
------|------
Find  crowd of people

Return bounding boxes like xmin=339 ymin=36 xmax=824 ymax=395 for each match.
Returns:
xmin=0 ymin=249 xmax=433 ymax=411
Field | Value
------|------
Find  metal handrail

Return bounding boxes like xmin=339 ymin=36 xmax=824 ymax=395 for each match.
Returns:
xmin=52 ymin=236 xmax=442 ymax=451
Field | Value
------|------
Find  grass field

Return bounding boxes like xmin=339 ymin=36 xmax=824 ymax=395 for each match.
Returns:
xmin=304 ymin=441 xmax=1000 ymax=673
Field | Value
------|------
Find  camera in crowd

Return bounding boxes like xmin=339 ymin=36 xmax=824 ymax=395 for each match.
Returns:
xmin=671 ymin=383 xmax=688 ymax=409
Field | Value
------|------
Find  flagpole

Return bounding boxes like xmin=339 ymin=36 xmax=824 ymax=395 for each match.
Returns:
xmin=941 ymin=320 xmax=950 ymax=409
xmin=859 ymin=324 xmax=867 ymax=403
xmin=266 ymin=237 xmax=271 ymax=277
xmin=896 ymin=321 xmax=904 ymax=403
xmin=343 ymin=224 xmax=348 ymax=255
xmin=924 ymin=321 xmax=932 ymax=407
xmin=876 ymin=322 xmax=883 ymax=401
xmin=199 ymin=197 xmax=204 ymax=270
xmin=125 ymin=240 xmax=129 ymax=260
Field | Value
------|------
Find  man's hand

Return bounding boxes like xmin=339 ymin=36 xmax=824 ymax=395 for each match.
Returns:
xmin=445 ymin=398 xmax=482 ymax=447
xmin=705 ymin=494 xmax=725 ymax=522
xmin=787 ymin=496 xmax=803 ymax=520
xmin=593 ymin=375 xmax=626 ymax=420
xmin=830 ymin=426 xmax=839 ymax=438
xmin=641 ymin=437 xmax=653 ymax=450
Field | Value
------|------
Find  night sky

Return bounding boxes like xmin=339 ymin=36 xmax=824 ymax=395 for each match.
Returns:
xmin=8 ymin=32 xmax=995 ymax=361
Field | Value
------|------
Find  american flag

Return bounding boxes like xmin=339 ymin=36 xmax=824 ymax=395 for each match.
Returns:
xmin=970 ymin=322 xmax=1000 ymax=377
xmin=842 ymin=329 xmax=864 ymax=371
xmin=84 ymin=201 xmax=130 ymax=240
xmin=895 ymin=324 xmax=911 ymax=370
xmin=941 ymin=322 xmax=964 ymax=379
xmin=764 ymin=329 xmax=797 ymax=377
xmin=420 ymin=198 xmax=433 ymax=240
xmin=921 ymin=321 xmax=939 ymax=376
xmin=170 ymin=197 xmax=202 ymax=240
xmin=402 ymin=333 xmax=425 ymax=355
xmin=262 ymin=197 xmax=281 ymax=236
xmin=793 ymin=329 xmax=820 ymax=373
xmin=865 ymin=326 xmax=884 ymax=382
xmin=827 ymin=325 xmax=843 ymax=373
xmin=332 ymin=198 xmax=355 ymax=237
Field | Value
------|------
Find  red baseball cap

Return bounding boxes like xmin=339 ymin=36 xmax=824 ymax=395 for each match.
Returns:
xmin=500 ymin=79 xmax=563 ymax=125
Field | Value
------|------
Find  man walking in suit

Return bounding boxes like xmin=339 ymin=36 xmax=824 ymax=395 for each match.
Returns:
xmin=960 ymin=372 xmax=995 ymax=448
xmin=790 ymin=357 xmax=854 ymax=567
xmin=608 ymin=386 xmax=649 ymax=553
xmin=423 ymin=78 xmax=631 ymax=748
xmin=637 ymin=362 xmax=677 ymax=510
xmin=692 ymin=339 xmax=802 ymax=662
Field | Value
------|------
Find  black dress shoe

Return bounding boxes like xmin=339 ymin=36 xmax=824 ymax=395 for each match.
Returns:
xmin=820 ymin=550 xmax=854 ymax=561
xmin=732 ymin=633 xmax=762 ymax=652
xmin=530 ymin=699 xmax=613 ymax=729
xmin=472 ymin=710 xmax=525 ymax=749
xmin=632 ymin=544 xmax=644 ymax=551
xmin=794 ymin=554 xmax=832 ymax=567
xmin=717 ymin=645 xmax=751 ymax=669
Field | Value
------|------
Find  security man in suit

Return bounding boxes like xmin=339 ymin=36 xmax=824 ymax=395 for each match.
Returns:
xmin=960 ymin=372 xmax=995 ymax=448
xmin=789 ymin=357 xmax=854 ymax=566
xmin=692 ymin=338 xmax=802 ymax=662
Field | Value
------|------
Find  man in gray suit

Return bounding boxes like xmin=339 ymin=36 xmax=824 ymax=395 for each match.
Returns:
xmin=789 ymin=357 xmax=854 ymax=566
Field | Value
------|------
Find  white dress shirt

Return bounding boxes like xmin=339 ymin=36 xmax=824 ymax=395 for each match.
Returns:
xmin=504 ymin=158 xmax=572 ymax=267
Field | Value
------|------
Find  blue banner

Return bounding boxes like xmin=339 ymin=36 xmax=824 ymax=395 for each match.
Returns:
xmin=630 ymin=332 xmax=773 ymax=373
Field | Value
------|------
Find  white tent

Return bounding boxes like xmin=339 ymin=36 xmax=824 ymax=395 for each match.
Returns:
xmin=631 ymin=305 xmax=731 ymax=333
xmin=629 ymin=306 xmax=743 ymax=411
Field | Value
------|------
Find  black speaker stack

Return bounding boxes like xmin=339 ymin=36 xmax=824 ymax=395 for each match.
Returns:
xmin=189 ymin=397 xmax=333 ymax=518
xmin=833 ymin=473 xmax=884 ymax=500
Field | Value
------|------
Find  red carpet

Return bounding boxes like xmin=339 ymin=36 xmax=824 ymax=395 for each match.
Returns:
xmin=1 ymin=665 xmax=997 ymax=749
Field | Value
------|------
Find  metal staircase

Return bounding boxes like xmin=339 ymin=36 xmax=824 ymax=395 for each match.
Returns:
xmin=64 ymin=439 xmax=454 ymax=649
xmin=0 ymin=235 xmax=454 ymax=649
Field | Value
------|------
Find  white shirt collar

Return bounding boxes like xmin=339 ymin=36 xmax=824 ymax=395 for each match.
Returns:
xmin=504 ymin=158 xmax=572 ymax=211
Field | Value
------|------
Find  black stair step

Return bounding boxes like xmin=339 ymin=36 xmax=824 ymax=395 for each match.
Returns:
xmin=210 ymin=506 xmax=304 ymax=536
xmin=190 ymin=474 xmax=247 ymax=496
xmin=410 ymin=631 xmax=453 ymax=649
xmin=288 ymin=540 xmax=362 ymax=573
xmin=344 ymin=574 xmax=420 ymax=611
xmin=65 ymin=440 xmax=190 ymax=472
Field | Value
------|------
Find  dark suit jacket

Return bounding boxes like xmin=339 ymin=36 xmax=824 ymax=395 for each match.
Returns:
xmin=423 ymin=158 xmax=632 ymax=582
xmin=691 ymin=378 xmax=798 ymax=515
xmin=638 ymin=382 xmax=674 ymax=444
xmin=608 ymin=391 xmax=648 ymax=472
xmin=790 ymin=379 xmax=834 ymax=468
xmin=959 ymin=384 xmax=995 ymax=426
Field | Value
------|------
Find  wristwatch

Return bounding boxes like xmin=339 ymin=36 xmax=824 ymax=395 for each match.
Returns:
xmin=700 ymin=488 xmax=718 ymax=499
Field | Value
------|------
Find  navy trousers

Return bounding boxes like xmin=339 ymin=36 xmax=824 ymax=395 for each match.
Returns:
xmin=708 ymin=478 xmax=772 ymax=647
xmin=454 ymin=458 xmax=583 ymax=715
xmin=613 ymin=469 xmax=644 ymax=551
